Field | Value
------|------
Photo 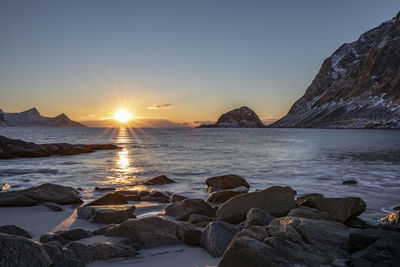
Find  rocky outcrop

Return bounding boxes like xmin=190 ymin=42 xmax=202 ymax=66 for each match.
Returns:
xmin=0 ymin=108 xmax=86 ymax=127
xmin=198 ymin=107 xmax=266 ymax=128
xmin=216 ymin=186 xmax=296 ymax=224
xmin=0 ymin=183 xmax=82 ymax=206
xmin=271 ymin=12 xmax=400 ymax=128
xmin=0 ymin=135 xmax=121 ymax=159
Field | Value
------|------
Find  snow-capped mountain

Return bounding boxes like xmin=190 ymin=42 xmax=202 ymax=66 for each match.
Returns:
xmin=272 ymin=11 xmax=400 ymax=128
xmin=0 ymin=108 xmax=86 ymax=127
xmin=198 ymin=106 xmax=266 ymax=128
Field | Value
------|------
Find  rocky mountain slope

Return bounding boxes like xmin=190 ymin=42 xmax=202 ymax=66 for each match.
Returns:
xmin=272 ymin=11 xmax=400 ymax=128
xmin=0 ymin=108 xmax=86 ymax=127
xmin=198 ymin=106 xmax=265 ymax=128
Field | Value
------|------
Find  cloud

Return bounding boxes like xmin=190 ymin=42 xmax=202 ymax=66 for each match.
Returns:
xmin=148 ymin=104 xmax=172 ymax=110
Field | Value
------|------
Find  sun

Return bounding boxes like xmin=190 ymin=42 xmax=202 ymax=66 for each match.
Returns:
xmin=113 ymin=109 xmax=132 ymax=123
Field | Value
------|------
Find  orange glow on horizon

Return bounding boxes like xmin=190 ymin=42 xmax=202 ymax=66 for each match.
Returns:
xmin=113 ymin=109 xmax=133 ymax=123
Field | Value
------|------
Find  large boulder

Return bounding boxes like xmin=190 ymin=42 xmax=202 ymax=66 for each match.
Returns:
xmin=0 ymin=183 xmax=82 ymax=206
xmin=85 ymin=192 xmax=127 ymax=206
xmin=216 ymin=186 xmax=296 ymax=224
xmin=205 ymin=174 xmax=250 ymax=192
xmin=143 ymin=175 xmax=175 ymax=185
xmin=207 ymin=188 xmax=246 ymax=203
xmin=42 ymin=241 xmax=83 ymax=267
xmin=161 ymin=198 xmax=215 ymax=221
xmin=287 ymin=206 xmax=329 ymax=220
xmin=0 ymin=225 xmax=31 ymax=238
xmin=176 ymin=222 xmax=202 ymax=246
xmin=244 ymin=208 xmax=275 ymax=228
xmin=199 ymin=221 xmax=242 ymax=257
xmin=78 ymin=205 xmax=136 ymax=224
xmin=106 ymin=216 xmax=180 ymax=248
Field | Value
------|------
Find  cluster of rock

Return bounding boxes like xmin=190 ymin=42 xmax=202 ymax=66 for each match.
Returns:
xmin=0 ymin=135 xmax=121 ymax=159
xmin=1 ymin=174 xmax=399 ymax=266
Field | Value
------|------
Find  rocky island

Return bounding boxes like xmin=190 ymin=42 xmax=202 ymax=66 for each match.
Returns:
xmin=198 ymin=106 xmax=266 ymax=128
xmin=272 ymin=12 xmax=400 ymax=128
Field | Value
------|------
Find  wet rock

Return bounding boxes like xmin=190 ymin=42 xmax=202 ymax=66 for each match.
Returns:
xmin=77 ymin=205 xmax=136 ymax=224
xmin=125 ymin=195 xmax=141 ymax=201
xmin=1 ymin=183 xmax=10 ymax=191
xmin=171 ymin=194 xmax=187 ymax=202
xmin=0 ymin=183 xmax=82 ymax=206
xmin=143 ymin=175 xmax=176 ymax=185
xmin=43 ymin=202 xmax=64 ymax=212
xmin=394 ymin=206 xmax=400 ymax=211
xmin=216 ymin=186 xmax=296 ymax=224
xmin=0 ymin=233 xmax=53 ymax=266
xmin=0 ymin=225 xmax=32 ymax=238
xmin=85 ymin=192 xmax=127 ymax=206
xmin=141 ymin=191 xmax=170 ymax=203
xmin=205 ymin=174 xmax=250 ymax=192
xmin=176 ymin=222 xmax=202 ymax=246
xmin=106 ymin=216 xmax=180 ymax=248
xmin=42 ymin=241 xmax=83 ymax=267
xmin=92 ymin=224 xmax=117 ymax=235
xmin=381 ymin=210 xmax=400 ymax=224
xmin=349 ymin=228 xmax=400 ymax=252
xmin=138 ymin=190 xmax=150 ymax=198
xmin=218 ymin=236 xmax=291 ymax=267
xmin=346 ymin=217 xmax=373 ymax=229
xmin=94 ymin=187 xmax=115 ymax=192
xmin=207 ymin=190 xmax=244 ymax=203
xmin=188 ymin=214 xmax=215 ymax=227
xmin=162 ymin=198 xmax=216 ymax=221
xmin=343 ymin=180 xmax=358 ymax=185
xmin=40 ymin=232 xmax=68 ymax=245
xmin=295 ymin=193 xmax=324 ymax=209
xmin=351 ymin=238 xmax=400 ymax=266
xmin=244 ymin=208 xmax=275 ymax=228
xmin=287 ymin=206 xmax=328 ymax=220
xmin=199 ymin=221 xmax=242 ymax=257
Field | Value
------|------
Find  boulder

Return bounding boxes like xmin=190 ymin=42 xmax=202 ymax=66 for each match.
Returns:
xmin=295 ymin=193 xmax=324 ymax=209
xmin=141 ymin=191 xmax=170 ymax=203
xmin=381 ymin=210 xmax=400 ymax=224
xmin=205 ymin=174 xmax=250 ymax=192
xmin=138 ymin=190 xmax=150 ymax=198
xmin=66 ymin=242 xmax=94 ymax=263
xmin=287 ymin=206 xmax=328 ymax=220
xmin=162 ymin=198 xmax=215 ymax=221
xmin=216 ymin=186 xmax=296 ymax=224
xmin=349 ymin=229 xmax=400 ymax=252
xmin=188 ymin=214 xmax=215 ymax=227
xmin=106 ymin=216 xmax=180 ymax=248
xmin=0 ymin=225 xmax=32 ymax=238
xmin=40 ymin=228 xmax=92 ymax=245
xmin=42 ymin=241 xmax=83 ymax=267
xmin=244 ymin=208 xmax=275 ymax=228
xmin=92 ymin=224 xmax=117 ymax=235
xmin=0 ymin=183 xmax=82 ymax=206
xmin=143 ymin=175 xmax=176 ymax=185
xmin=40 ymin=233 xmax=68 ymax=245
xmin=176 ymin=222 xmax=202 ymax=246
xmin=207 ymin=190 xmax=244 ymax=203
xmin=92 ymin=206 xmax=136 ymax=224
xmin=199 ymin=221 xmax=242 ymax=257
xmin=171 ymin=194 xmax=187 ymax=202
xmin=351 ymin=238 xmax=400 ymax=266
xmin=85 ymin=192 xmax=127 ymax=206
xmin=88 ymin=241 xmax=136 ymax=260
xmin=94 ymin=187 xmax=115 ymax=192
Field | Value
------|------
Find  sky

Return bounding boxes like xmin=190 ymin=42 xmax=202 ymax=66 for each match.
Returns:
xmin=0 ymin=0 xmax=399 ymax=126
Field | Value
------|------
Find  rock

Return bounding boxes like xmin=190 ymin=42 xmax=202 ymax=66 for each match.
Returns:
xmin=67 ymin=242 xmax=94 ymax=263
xmin=235 ymin=225 xmax=269 ymax=242
xmin=216 ymin=186 xmax=296 ymax=224
xmin=394 ymin=206 xmax=400 ymax=211
xmin=0 ymin=134 xmax=121 ymax=159
xmin=141 ymin=191 xmax=170 ymax=203
xmin=381 ymin=210 xmax=400 ymax=224
xmin=40 ymin=232 xmax=68 ymax=245
xmin=94 ymin=187 xmax=115 ymax=192
xmin=199 ymin=221 xmax=242 ymax=257
xmin=295 ymin=193 xmax=324 ymax=209
xmin=176 ymin=222 xmax=202 ymax=246
xmin=349 ymin=228 xmax=400 ymax=252
xmin=0 ymin=225 xmax=32 ymax=238
xmin=346 ymin=217 xmax=373 ymax=229
xmin=1 ymin=183 xmax=10 ymax=191
xmin=42 ymin=241 xmax=83 ymax=267
xmin=0 ymin=183 xmax=82 ymax=206
xmin=244 ymin=208 xmax=275 ymax=228
xmin=351 ymin=238 xmax=400 ymax=266
xmin=218 ymin=236 xmax=291 ymax=267
xmin=207 ymin=190 xmax=244 ymax=203
xmin=205 ymin=174 xmax=250 ymax=192
xmin=188 ymin=214 xmax=215 ymax=227
xmin=88 ymin=242 xmax=136 ymax=260
xmin=58 ymin=228 xmax=93 ymax=241
xmin=162 ymin=198 xmax=215 ymax=221
xmin=106 ymin=216 xmax=180 ymax=248
xmin=0 ymin=233 xmax=56 ymax=266
xmin=77 ymin=205 xmax=136 ymax=223
xmin=85 ymin=192 xmax=127 ymax=206
xmin=287 ymin=206 xmax=328 ymax=220
xmin=125 ymin=195 xmax=141 ymax=201
xmin=43 ymin=202 xmax=64 ymax=212
xmin=143 ymin=175 xmax=176 ymax=185
xmin=171 ymin=194 xmax=187 ymax=202
xmin=343 ymin=180 xmax=358 ymax=185
xmin=92 ymin=224 xmax=117 ymax=235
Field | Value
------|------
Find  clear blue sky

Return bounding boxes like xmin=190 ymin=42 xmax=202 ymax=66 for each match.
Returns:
xmin=0 ymin=0 xmax=399 ymax=124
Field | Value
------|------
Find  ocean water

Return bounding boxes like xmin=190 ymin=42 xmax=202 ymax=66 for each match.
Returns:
xmin=1 ymin=127 xmax=400 ymax=222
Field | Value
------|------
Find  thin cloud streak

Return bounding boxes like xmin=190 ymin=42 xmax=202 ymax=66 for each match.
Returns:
xmin=148 ymin=104 xmax=173 ymax=110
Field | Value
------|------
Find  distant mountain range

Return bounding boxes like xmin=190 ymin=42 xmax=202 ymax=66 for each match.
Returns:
xmin=198 ymin=106 xmax=266 ymax=128
xmin=0 ymin=108 xmax=86 ymax=127
xmin=271 ymin=11 xmax=400 ymax=128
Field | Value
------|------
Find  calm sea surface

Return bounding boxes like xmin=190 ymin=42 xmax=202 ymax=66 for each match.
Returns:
xmin=0 ymin=127 xmax=399 ymax=222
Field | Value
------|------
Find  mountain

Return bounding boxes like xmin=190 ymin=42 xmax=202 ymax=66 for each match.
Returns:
xmin=0 ymin=108 xmax=86 ymax=127
xmin=272 ymin=12 xmax=400 ymax=128
xmin=198 ymin=106 xmax=266 ymax=128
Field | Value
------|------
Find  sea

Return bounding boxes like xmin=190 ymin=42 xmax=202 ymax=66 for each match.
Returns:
xmin=1 ymin=127 xmax=399 ymax=223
